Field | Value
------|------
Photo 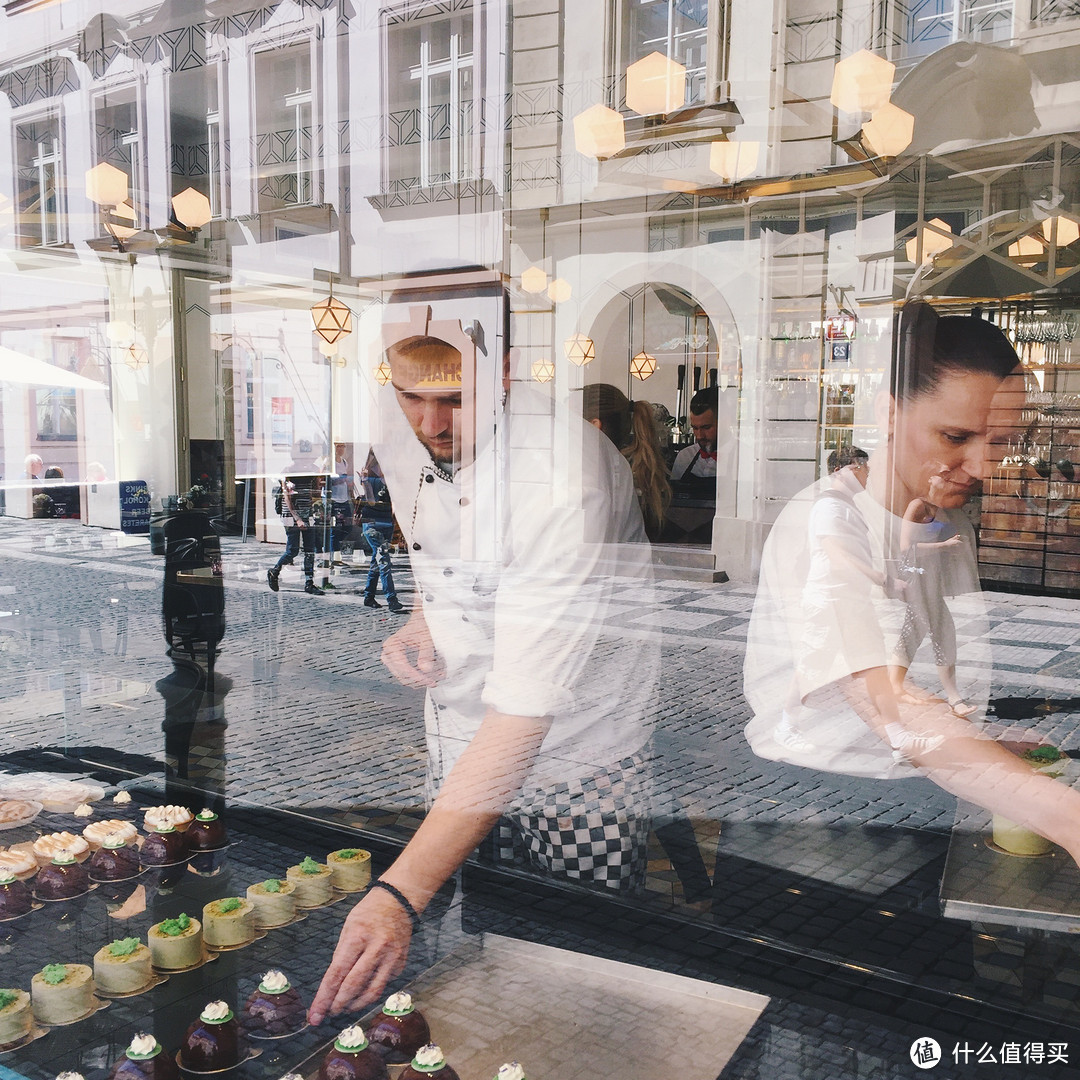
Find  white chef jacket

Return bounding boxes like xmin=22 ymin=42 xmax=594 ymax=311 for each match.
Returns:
xmin=744 ymin=476 xmax=988 ymax=779
xmin=373 ymin=383 xmax=657 ymax=796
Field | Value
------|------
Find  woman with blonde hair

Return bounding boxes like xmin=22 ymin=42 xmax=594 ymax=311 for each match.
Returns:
xmin=583 ymin=383 xmax=671 ymax=542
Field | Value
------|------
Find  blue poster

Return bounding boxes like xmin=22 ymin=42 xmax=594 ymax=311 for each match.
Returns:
xmin=119 ymin=480 xmax=152 ymax=534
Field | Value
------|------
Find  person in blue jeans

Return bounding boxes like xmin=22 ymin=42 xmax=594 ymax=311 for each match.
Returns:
xmin=359 ymin=453 xmax=404 ymax=614
xmin=267 ymin=475 xmax=323 ymax=595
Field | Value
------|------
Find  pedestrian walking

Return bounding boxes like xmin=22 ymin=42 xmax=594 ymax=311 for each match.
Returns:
xmin=267 ymin=475 xmax=324 ymax=595
xmin=358 ymin=452 xmax=403 ymax=613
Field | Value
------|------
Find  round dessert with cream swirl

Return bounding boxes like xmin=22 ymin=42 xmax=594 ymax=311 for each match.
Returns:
xmin=181 ymin=1001 xmax=241 ymax=1071
xmin=187 ymin=809 xmax=227 ymax=850
xmin=242 ymin=970 xmax=306 ymax=1037
xmin=0 ymin=848 xmax=37 ymax=880
xmin=400 ymin=1044 xmax=461 ymax=1080
xmin=89 ymin=833 xmax=141 ymax=881
xmin=319 ymin=1024 xmax=389 ymax=1080
xmin=106 ymin=1033 xmax=180 ymax=1080
xmin=113 ymin=790 xmax=132 ymax=805
xmin=83 ymin=819 xmax=139 ymax=850
xmin=493 ymin=1065 xmax=526 ymax=1080
xmin=367 ymin=992 xmax=431 ymax=1064
xmin=143 ymin=805 xmax=194 ymax=833
xmin=33 ymin=832 xmax=89 ymax=866
xmin=35 ymin=851 xmax=90 ymax=900
xmin=0 ymin=989 xmax=32 ymax=1049
xmin=0 ymin=871 xmax=33 ymax=919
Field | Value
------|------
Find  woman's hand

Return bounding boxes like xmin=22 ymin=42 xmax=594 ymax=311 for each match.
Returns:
xmin=308 ymin=886 xmax=413 ymax=1025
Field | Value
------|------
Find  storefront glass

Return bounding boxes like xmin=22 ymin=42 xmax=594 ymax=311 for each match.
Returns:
xmin=1 ymin=1 xmax=1079 ymax=1076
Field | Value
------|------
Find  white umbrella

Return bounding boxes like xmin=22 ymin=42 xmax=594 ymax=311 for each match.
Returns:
xmin=0 ymin=345 xmax=108 ymax=391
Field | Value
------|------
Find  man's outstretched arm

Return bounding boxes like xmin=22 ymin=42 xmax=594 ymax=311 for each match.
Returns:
xmin=308 ymin=708 xmax=551 ymax=1024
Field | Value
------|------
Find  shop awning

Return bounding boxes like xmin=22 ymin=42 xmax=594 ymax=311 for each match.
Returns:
xmin=0 ymin=346 xmax=108 ymax=391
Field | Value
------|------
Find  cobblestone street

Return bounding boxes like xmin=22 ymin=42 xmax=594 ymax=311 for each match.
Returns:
xmin=3 ymin=513 xmax=1079 ymax=865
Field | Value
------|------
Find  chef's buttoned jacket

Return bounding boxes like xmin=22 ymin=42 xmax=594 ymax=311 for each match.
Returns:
xmin=374 ymin=385 xmax=658 ymax=797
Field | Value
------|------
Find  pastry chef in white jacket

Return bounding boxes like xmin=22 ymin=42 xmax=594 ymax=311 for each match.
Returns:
xmin=312 ymin=315 xmax=657 ymax=1023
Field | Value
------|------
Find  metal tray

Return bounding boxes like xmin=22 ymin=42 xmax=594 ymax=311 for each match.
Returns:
xmin=297 ymin=933 xmax=769 ymax=1080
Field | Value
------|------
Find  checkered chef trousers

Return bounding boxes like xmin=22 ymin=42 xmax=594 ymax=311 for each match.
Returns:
xmin=492 ymin=752 xmax=652 ymax=892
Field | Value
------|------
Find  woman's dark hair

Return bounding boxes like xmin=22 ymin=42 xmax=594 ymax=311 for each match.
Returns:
xmin=892 ymin=300 xmax=1020 ymax=402
xmin=582 ymin=383 xmax=671 ymax=539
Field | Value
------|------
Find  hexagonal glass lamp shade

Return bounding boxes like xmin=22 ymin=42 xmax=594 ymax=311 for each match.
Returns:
xmin=171 ymin=187 xmax=212 ymax=230
xmin=830 ymin=50 xmax=895 ymax=114
xmin=547 ymin=278 xmax=572 ymax=303
xmin=521 ymin=266 xmax=548 ymax=293
xmin=573 ymin=104 xmax=625 ymax=159
xmin=626 ymin=51 xmax=686 ymax=116
xmin=1041 ymin=216 xmax=1080 ymax=247
xmin=904 ymin=218 xmax=953 ymax=263
xmin=563 ymin=334 xmax=595 ymax=367
xmin=1009 ymin=234 xmax=1044 ymax=260
xmin=709 ymin=140 xmax=760 ymax=183
xmin=85 ymin=162 xmax=129 ymax=207
xmin=374 ymin=359 xmax=393 ymax=386
xmin=630 ymin=352 xmax=657 ymax=380
xmin=103 ymin=201 xmax=139 ymax=243
xmin=311 ymin=295 xmax=353 ymax=345
xmin=531 ymin=357 xmax=555 ymax=383
xmin=125 ymin=343 xmax=149 ymax=370
xmin=861 ymin=103 xmax=914 ymax=158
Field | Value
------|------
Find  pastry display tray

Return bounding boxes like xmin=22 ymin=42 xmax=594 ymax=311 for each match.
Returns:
xmin=296 ymin=933 xmax=770 ymax=1080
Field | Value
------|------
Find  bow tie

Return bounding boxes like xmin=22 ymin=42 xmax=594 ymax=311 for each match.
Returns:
xmin=698 ymin=448 xmax=717 ymax=461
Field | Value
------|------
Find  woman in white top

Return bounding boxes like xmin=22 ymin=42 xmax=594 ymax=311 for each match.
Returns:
xmin=745 ymin=300 xmax=1080 ymax=867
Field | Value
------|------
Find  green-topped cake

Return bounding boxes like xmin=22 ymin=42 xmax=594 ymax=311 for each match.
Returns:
xmin=202 ymin=896 xmax=254 ymax=947
xmin=94 ymin=936 xmax=153 ymax=995
xmin=287 ymin=856 xmax=333 ymax=907
xmin=31 ymin=963 xmax=94 ymax=1025
xmin=0 ymin=988 xmax=32 ymax=1048
xmin=148 ymin=913 xmax=203 ymax=970
xmin=246 ymin=878 xmax=296 ymax=928
xmin=327 ymin=848 xmax=371 ymax=893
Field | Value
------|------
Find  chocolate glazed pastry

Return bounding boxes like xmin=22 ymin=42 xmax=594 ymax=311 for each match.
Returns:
xmin=180 ymin=1003 xmax=241 ymax=1070
xmin=0 ymin=874 xmax=33 ymax=917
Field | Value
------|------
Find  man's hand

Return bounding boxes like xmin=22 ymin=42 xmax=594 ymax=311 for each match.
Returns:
xmin=308 ymin=886 xmax=413 ymax=1025
xmin=382 ymin=609 xmax=445 ymax=688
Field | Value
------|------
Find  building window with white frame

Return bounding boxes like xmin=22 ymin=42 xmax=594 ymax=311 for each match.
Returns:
xmin=617 ymin=0 xmax=711 ymax=108
xmin=95 ymin=87 xmax=143 ymax=232
xmin=255 ymin=41 xmax=316 ymax=211
xmin=385 ymin=3 xmax=480 ymax=192
xmin=15 ymin=115 xmax=65 ymax=247
xmin=889 ymin=0 xmax=1016 ymax=61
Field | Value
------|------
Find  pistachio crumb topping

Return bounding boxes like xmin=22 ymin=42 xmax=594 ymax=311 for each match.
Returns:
xmin=158 ymin=913 xmax=192 ymax=936
xmin=108 ymin=937 xmax=140 ymax=957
